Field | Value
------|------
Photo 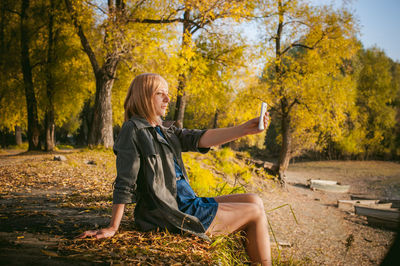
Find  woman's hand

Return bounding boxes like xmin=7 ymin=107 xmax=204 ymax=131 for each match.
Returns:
xmin=241 ymin=111 xmax=270 ymax=136
xmin=76 ymin=227 xmax=118 ymax=239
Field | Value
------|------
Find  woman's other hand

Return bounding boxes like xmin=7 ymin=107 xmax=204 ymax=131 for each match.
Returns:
xmin=241 ymin=111 xmax=270 ymax=136
xmin=76 ymin=227 xmax=117 ymax=239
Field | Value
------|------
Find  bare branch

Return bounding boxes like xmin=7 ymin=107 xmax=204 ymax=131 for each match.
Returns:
xmin=288 ymin=98 xmax=299 ymax=112
xmin=64 ymin=0 xmax=100 ymax=74
xmin=4 ymin=7 xmax=21 ymax=16
xmin=282 ymin=19 xmax=311 ymax=28
xmin=31 ymin=60 xmax=45 ymax=70
xmin=128 ymin=18 xmax=183 ymax=24
xmin=131 ymin=0 xmax=146 ymax=13
xmin=86 ymin=1 xmax=107 ymax=15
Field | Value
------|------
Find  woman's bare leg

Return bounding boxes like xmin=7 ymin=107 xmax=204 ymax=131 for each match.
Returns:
xmin=214 ymin=193 xmax=265 ymax=210
xmin=206 ymin=200 xmax=271 ymax=265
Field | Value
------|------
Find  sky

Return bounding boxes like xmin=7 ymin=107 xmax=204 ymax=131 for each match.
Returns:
xmin=352 ymin=0 xmax=400 ymax=62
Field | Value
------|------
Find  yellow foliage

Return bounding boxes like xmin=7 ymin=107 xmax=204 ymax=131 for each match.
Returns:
xmin=182 ymin=153 xmax=221 ymax=197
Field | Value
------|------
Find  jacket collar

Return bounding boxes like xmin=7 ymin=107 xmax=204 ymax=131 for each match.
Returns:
xmin=129 ymin=115 xmax=175 ymax=130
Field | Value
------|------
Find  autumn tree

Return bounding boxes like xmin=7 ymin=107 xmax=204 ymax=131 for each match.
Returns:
xmin=258 ymin=0 xmax=359 ymax=183
xmin=354 ymin=47 xmax=398 ymax=158
xmin=141 ymin=0 xmax=257 ymax=128
xmin=64 ymin=0 xmax=120 ymax=148
xmin=0 ymin=0 xmax=27 ymax=146
xmin=64 ymin=0 xmax=178 ymax=147
xmin=182 ymin=29 xmax=249 ymax=130
xmin=1 ymin=0 xmax=94 ymax=150
xmin=19 ymin=0 xmax=42 ymax=150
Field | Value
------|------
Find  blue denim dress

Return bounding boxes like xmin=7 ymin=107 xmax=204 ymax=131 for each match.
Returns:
xmin=155 ymin=126 xmax=218 ymax=230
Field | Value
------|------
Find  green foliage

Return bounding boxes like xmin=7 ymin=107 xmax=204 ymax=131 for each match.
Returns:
xmin=56 ymin=144 xmax=74 ymax=150
xmin=6 ymin=142 xmax=29 ymax=150
xmin=356 ymin=48 xmax=397 ymax=156
xmin=330 ymin=47 xmax=399 ymax=159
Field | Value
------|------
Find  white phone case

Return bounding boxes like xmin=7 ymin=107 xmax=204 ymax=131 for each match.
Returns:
xmin=258 ymin=102 xmax=267 ymax=130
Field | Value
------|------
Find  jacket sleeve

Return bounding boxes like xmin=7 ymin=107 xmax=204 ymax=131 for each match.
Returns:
xmin=112 ymin=121 xmax=140 ymax=204
xmin=172 ymin=126 xmax=210 ymax=154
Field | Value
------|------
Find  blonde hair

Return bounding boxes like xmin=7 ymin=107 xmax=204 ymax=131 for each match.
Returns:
xmin=124 ymin=73 xmax=168 ymax=125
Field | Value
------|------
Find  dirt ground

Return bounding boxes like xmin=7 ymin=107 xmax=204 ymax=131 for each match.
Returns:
xmin=259 ymin=160 xmax=400 ymax=265
xmin=0 ymin=150 xmax=399 ymax=265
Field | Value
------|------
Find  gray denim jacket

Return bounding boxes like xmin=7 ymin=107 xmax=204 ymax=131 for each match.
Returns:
xmin=112 ymin=116 xmax=210 ymax=239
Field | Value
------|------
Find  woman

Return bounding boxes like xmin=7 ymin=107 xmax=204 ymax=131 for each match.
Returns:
xmin=78 ymin=73 xmax=272 ymax=265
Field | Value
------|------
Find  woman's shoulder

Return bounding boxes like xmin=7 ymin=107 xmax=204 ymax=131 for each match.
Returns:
xmin=126 ymin=116 xmax=152 ymax=130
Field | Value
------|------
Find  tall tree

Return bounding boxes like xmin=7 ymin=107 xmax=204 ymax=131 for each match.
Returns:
xmin=0 ymin=0 xmax=27 ymax=143
xmin=1 ymin=0 xmax=94 ymax=149
xmin=355 ymin=48 xmax=398 ymax=158
xmin=64 ymin=0 xmax=122 ymax=148
xmin=173 ymin=1 xmax=255 ymax=128
xmin=44 ymin=0 xmax=57 ymax=151
xmin=183 ymin=30 xmax=249 ymax=130
xmin=259 ymin=0 xmax=359 ymax=183
xmin=64 ymin=0 xmax=172 ymax=147
xmin=20 ymin=0 xmax=41 ymax=150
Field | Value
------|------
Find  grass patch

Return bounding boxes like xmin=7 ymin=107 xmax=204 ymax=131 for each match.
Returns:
xmin=56 ymin=144 xmax=75 ymax=150
xmin=4 ymin=142 xmax=29 ymax=150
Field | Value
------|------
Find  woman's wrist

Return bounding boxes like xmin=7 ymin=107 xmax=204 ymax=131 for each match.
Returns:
xmin=108 ymin=224 xmax=119 ymax=231
xmin=238 ymin=123 xmax=249 ymax=137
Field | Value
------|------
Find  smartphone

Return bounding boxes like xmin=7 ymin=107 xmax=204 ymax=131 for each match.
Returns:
xmin=258 ymin=102 xmax=267 ymax=130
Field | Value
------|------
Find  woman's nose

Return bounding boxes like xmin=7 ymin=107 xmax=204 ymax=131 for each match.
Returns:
xmin=164 ymin=94 xmax=170 ymax=102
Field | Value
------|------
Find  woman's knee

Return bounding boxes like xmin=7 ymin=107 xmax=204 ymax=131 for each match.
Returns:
xmin=246 ymin=193 xmax=265 ymax=211
xmin=246 ymin=202 xmax=265 ymax=222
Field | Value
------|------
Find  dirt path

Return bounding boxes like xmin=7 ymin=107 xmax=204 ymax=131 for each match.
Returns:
xmin=257 ymin=161 xmax=399 ymax=265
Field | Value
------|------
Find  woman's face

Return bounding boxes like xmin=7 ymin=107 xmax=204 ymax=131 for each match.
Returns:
xmin=152 ymin=87 xmax=170 ymax=117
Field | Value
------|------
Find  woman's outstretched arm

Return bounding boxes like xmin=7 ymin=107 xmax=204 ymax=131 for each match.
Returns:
xmin=76 ymin=204 xmax=125 ymax=239
xmin=198 ymin=114 xmax=269 ymax=148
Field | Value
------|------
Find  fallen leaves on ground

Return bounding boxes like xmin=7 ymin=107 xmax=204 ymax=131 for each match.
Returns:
xmin=0 ymin=149 xmax=240 ymax=264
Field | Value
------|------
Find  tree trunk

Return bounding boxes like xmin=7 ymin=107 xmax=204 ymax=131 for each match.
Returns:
xmin=76 ymin=99 xmax=92 ymax=146
xmin=0 ymin=0 xmax=5 ymax=66
xmin=20 ymin=0 xmax=41 ymax=151
xmin=277 ymin=111 xmax=291 ymax=184
xmin=88 ymin=63 xmax=117 ymax=148
xmin=45 ymin=0 xmax=56 ymax=151
xmin=173 ymin=10 xmax=191 ymax=128
xmin=174 ymin=73 xmax=187 ymax=128
xmin=15 ymin=126 xmax=22 ymax=146
xmin=45 ymin=110 xmax=55 ymax=151
xmin=273 ymin=0 xmax=288 ymax=184
xmin=213 ymin=109 xmax=219 ymax=128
